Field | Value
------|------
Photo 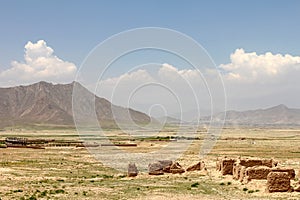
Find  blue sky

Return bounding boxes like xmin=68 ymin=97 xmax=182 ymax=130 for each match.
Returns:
xmin=0 ymin=0 xmax=300 ymax=111
xmin=0 ymin=0 xmax=299 ymax=68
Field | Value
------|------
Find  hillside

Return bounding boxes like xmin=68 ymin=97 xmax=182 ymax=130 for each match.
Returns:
xmin=0 ymin=81 xmax=151 ymax=128
xmin=213 ymin=104 xmax=300 ymax=126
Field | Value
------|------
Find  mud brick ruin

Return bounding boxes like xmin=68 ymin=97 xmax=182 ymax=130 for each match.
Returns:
xmin=216 ymin=157 xmax=236 ymax=175
xmin=244 ymin=166 xmax=272 ymax=182
xmin=186 ymin=161 xmax=205 ymax=172
xmin=217 ymin=156 xmax=297 ymax=192
xmin=267 ymin=172 xmax=292 ymax=192
xmin=146 ymin=160 xmax=205 ymax=176
xmin=128 ymin=163 xmax=139 ymax=177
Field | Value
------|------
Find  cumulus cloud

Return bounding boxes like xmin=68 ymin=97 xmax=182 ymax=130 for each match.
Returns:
xmin=158 ymin=63 xmax=202 ymax=83
xmin=101 ymin=69 xmax=154 ymax=86
xmin=220 ymin=48 xmax=300 ymax=81
xmin=219 ymin=49 xmax=300 ymax=109
xmin=97 ymin=49 xmax=300 ymax=114
xmin=96 ymin=63 xmax=218 ymax=120
xmin=98 ymin=63 xmax=207 ymax=102
xmin=0 ymin=40 xmax=77 ymax=86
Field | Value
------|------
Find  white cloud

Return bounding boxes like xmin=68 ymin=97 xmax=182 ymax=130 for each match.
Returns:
xmin=0 ymin=40 xmax=77 ymax=86
xmin=96 ymin=49 xmax=300 ymax=114
xmin=220 ymin=49 xmax=300 ymax=109
xmin=158 ymin=63 xmax=202 ymax=83
xmin=98 ymin=63 xmax=207 ymax=102
xmin=96 ymin=64 xmax=216 ymax=120
xmin=220 ymin=48 xmax=300 ymax=81
xmin=101 ymin=69 xmax=154 ymax=86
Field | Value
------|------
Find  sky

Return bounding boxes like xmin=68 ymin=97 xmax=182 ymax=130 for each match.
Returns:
xmin=0 ymin=0 xmax=300 ymax=116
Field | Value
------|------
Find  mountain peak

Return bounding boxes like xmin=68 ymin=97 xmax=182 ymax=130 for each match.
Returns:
xmin=270 ymin=104 xmax=289 ymax=110
xmin=0 ymin=81 xmax=151 ymax=128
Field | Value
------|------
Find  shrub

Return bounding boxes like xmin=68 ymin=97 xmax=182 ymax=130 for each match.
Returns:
xmin=13 ymin=189 xmax=23 ymax=193
xmin=191 ymin=182 xmax=199 ymax=187
xmin=28 ymin=196 xmax=37 ymax=200
xmin=55 ymin=189 xmax=65 ymax=194
xmin=102 ymin=174 xmax=113 ymax=179
xmin=40 ymin=190 xmax=47 ymax=197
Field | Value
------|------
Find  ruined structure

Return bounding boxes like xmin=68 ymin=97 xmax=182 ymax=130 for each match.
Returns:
xmin=148 ymin=160 xmax=173 ymax=175
xmin=186 ymin=161 xmax=205 ymax=172
xmin=216 ymin=157 xmax=234 ymax=175
xmin=267 ymin=172 xmax=292 ymax=192
xmin=270 ymin=168 xmax=295 ymax=180
xmin=222 ymin=157 xmax=281 ymax=183
xmin=148 ymin=162 xmax=164 ymax=175
xmin=170 ymin=162 xmax=185 ymax=174
xmin=128 ymin=163 xmax=138 ymax=177
xmin=244 ymin=166 xmax=272 ymax=182
xmin=216 ymin=157 xmax=237 ymax=175
xmin=158 ymin=160 xmax=173 ymax=173
xmin=217 ymin=156 xmax=297 ymax=193
xmin=232 ymin=163 xmax=242 ymax=180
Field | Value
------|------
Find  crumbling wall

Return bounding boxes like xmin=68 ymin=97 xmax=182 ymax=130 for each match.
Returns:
xmin=234 ymin=158 xmax=277 ymax=182
xmin=148 ymin=160 xmax=173 ymax=175
xmin=262 ymin=159 xmax=274 ymax=168
xmin=128 ymin=163 xmax=138 ymax=177
xmin=220 ymin=158 xmax=236 ymax=175
xmin=216 ymin=158 xmax=221 ymax=171
xmin=232 ymin=163 xmax=242 ymax=180
xmin=170 ymin=162 xmax=185 ymax=174
xmin=239 ymin=166 xmax=247 ymax=182
xmin=244 ymin=166 xmax=272 ymax=181
xmin=271 ymin=168 xmax=295 ymax=180
xmin=148 ymin=162 xmax=164 ymax=175
xmin=239 ymin=159 xmax=263 ymax=167
xmin=239 ymin=158 xmax=274 ymax=168
xmin=267 ymin=172 xmax=291 ymax=192
xmin=186 ymin=161 xmax=205 ymax=171
xmin=216 ymin=157 xmax=237 ymax=175
xmin=158 ymin=160 xmax=173 ymax=173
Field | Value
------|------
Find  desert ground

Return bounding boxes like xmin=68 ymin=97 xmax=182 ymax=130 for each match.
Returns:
xmin=1 ymin=126 xmax=300 ymax=200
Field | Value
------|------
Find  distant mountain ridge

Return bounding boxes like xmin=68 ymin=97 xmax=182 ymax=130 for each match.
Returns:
xmin=213 ymin=104 xmax=300 ymax=126
xmin=155 ymin=116 xmax=182 ymax=125
xmin=0 ymin=81 xmax=299 ymax=128
xmin=0 ymin=81 xmax=150 ymax=128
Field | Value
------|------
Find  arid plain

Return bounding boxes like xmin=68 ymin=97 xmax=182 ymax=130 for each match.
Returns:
xmin=1 ymin=126 xmax=300 ymax=200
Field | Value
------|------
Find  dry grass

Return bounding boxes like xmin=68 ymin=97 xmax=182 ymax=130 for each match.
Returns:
xmin=1 ymin=127 xmax=300 ymax=199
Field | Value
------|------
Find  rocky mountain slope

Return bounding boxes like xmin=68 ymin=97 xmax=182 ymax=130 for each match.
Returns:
xmin=0 ymin=81 xmax=150 ymax=128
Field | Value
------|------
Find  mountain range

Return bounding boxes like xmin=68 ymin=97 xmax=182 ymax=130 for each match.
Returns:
xmin=212 ymin=104 xmax=300 ymax=126
xmin=0 ymin=81 xmax=299 ymax=128
xmin=0 ymin=81 xmax=150 ymax=128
